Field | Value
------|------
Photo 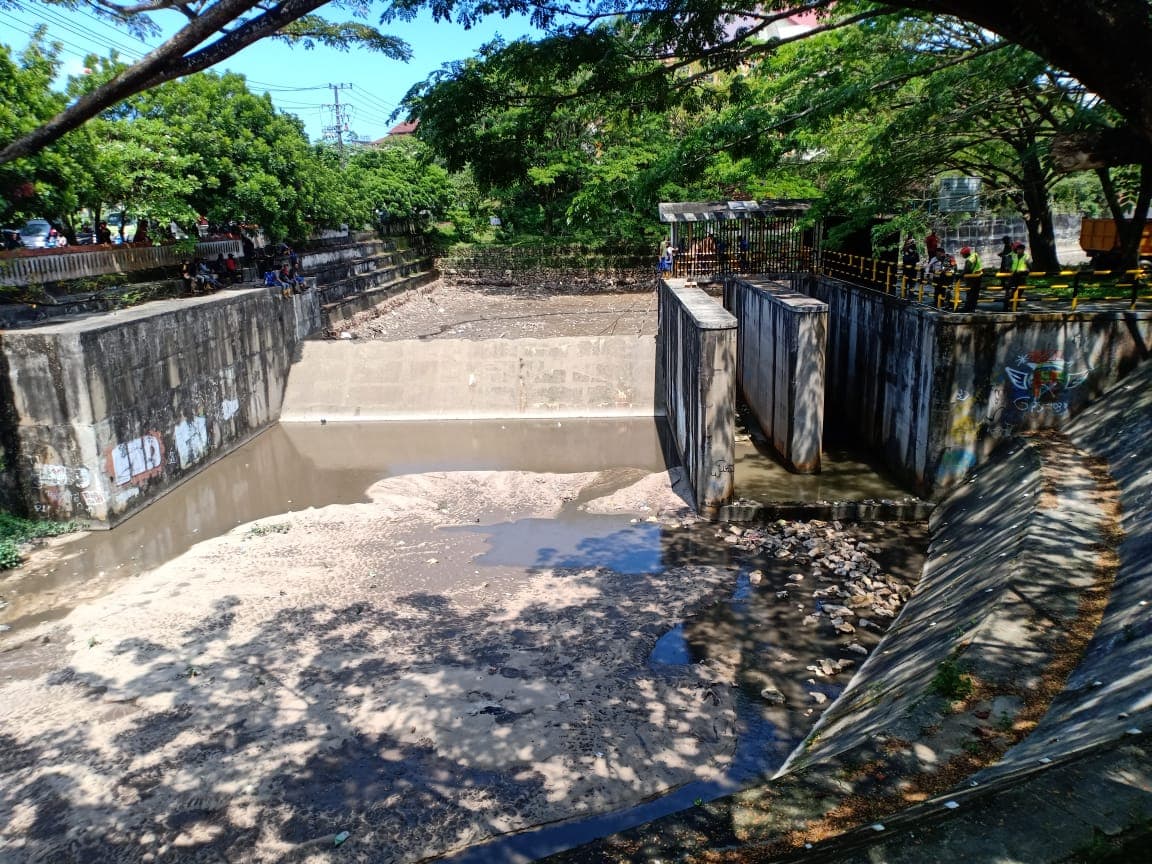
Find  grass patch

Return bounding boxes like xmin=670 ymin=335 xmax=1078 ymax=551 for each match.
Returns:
xmin=928 ymin=658 xmax=974 ymax=702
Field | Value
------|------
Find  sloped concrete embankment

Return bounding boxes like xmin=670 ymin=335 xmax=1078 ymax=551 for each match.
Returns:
xmin=544 ymin=366 xmax=1150 ymax=863
xmin=280 ymin=337 xmax=659 ymax=422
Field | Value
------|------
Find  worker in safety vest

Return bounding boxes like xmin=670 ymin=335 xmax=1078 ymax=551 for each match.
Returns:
xmin=1004 ymin=242 xmax=1029 ymax=309
xmin=959 ymin=246 xmax=983 ymax=312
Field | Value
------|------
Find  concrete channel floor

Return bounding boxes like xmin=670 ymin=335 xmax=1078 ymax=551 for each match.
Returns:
xmin=4 ymin=281 xmax=1147 ymax=861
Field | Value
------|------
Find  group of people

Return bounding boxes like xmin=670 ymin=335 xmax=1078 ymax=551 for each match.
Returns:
xmin=901 ymin=231 xmax=1030 ymax=312
xmin=181 ymin=253 xmax=243 ymax=294
xmin=262 ymin=244 xmax=308 ymax=296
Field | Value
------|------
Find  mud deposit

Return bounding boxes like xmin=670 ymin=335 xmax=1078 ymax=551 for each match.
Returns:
xmin=0 ymin=469 xmax=925 ymax=863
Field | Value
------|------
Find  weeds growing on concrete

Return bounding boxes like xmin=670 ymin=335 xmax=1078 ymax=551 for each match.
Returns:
xmin=928 ymin=658 xmax=974 ymax=702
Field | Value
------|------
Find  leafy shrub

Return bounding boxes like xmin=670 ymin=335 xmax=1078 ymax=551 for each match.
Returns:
xmin=0 ymin=538 xmax=21 ymax=570
xmin=0 ymin=512 xmax=78 ymax=570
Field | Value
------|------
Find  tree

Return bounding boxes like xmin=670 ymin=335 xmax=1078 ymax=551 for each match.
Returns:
xmin=736 ymin=15 xmax=1094 ymax=269
xmin=1 ymin=0 xmax=1152 ymax=166
xmin=0 ymin=0 xmax=409 ymax=164
xmin=0 ymin=35 xmax=99 ymax=234
xmin=345 ymin=138 xmax=452 ymax=229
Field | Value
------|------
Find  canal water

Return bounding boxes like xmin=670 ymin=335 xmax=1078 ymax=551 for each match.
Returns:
xmin=0 ymin=417 xmax=910 ymax=637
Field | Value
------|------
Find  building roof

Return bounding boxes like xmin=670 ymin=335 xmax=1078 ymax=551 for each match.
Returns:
xmin=657 ymin=200 xmax=813 ymax=222
xmin=387 ymin=120 xmax=419 ymax=136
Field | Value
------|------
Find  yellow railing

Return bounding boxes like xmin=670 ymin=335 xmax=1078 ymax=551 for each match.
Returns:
xmin=816 ymin=249 xmax=1152 ymax=312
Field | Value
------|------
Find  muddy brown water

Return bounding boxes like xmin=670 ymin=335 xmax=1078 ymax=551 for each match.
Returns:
xmin=1 ymin=417 xmax=909 ymax=638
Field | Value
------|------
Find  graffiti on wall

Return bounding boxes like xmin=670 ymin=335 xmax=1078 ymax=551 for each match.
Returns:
xmin=107 ymin=432 xmax=165 ymax=486
xmin=174 ymin=415 xmax=210 ymax=469
xmin=1005 ymin=350 xmax=1091 ymax=415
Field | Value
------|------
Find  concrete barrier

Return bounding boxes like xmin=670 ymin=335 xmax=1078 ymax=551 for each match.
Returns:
xmin=0 ymin=288 xmax=312 ymax=526
xmin=657 ymin=278 xmax=737 ymax=518
xmin=280 ymin=335 xmax=658 ymax=422
xmin=804 ymin=274 xmax=1152 ymax=497
xmin=725 ymin=275 xmax=827 ymax=472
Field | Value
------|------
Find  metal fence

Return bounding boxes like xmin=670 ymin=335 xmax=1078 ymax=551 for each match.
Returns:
xmin=0 ymin=240 xmax=242 ymax=288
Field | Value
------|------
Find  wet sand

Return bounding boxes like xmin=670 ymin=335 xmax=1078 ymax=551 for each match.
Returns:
xmin=0 ymin=468 xmax=924 ymax=863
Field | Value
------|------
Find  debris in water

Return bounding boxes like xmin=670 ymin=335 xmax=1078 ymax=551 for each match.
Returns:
xmin=334 ymin=830 xmax=351 ymax=846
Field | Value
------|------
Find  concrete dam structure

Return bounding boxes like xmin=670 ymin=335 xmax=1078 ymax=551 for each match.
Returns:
xmin=1 ymin=238 xmax=1151 ymax=862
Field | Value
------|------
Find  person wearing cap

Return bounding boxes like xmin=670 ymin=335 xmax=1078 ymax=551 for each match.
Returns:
xmin=959 ymin=246 xmax=983 ymax=312
xmin=1005 ymin=242 xmax=1029 ymax=309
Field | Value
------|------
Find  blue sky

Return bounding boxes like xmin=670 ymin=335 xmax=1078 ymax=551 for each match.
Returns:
xmin=0 ymin=4 xmax=542 ymax=142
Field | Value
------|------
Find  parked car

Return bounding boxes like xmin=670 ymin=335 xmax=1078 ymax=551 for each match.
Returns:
xmin=18 ymin=218 xmax=53 ymax=249
xmin=106 ymin=213 xmax=136 ymax=243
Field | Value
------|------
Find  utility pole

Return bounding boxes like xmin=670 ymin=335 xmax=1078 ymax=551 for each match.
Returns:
xmin=322 ymin=83 xmax=353 ymax=158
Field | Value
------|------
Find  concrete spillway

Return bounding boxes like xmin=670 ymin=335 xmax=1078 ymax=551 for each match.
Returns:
xmin=280 ymin=336 xmax=659 ymax=422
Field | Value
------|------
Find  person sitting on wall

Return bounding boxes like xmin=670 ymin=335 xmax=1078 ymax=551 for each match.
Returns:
xmin=276 ymin=263 xmax=296 ymax=298
xmin=181 ymin=259 xmax=196 ymax=294
xmin=196 ymin=259 xmax=223 ymax=292
xmin=224 ymin=252 xmax=241 ymax=283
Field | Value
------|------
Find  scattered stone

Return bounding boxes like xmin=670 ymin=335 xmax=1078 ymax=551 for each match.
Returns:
xmin=749 ymin=570 xmax=763 ymax=585
xmin=802 ymin=614 xmax=820 ymax=627
xmin=818 ymin=658 xmax=836 ymax=677
xmin=847 ymin=643 xmax=869 ymax=655
xmin=775 ymin=590 xmax=789 ymax=600
xmin=760 ymin=687 xmax=786 ymax=705
xmin=835 ymin=621 xmax=856 ymax=634
xmin=787 ymin=573 xmax=804 ymax=583
xmin=809 ymin=692 xmax=828 ymax=705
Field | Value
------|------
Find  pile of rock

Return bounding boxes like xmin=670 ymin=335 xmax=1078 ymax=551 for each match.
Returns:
xmin=719 ymin=519 xmax=919 ymax=659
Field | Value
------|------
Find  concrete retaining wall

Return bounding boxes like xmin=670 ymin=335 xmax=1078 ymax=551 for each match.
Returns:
xmin=725 ymin=276 xmax=827 ymax=472
xmin=657 ymin=278 xmax=737 ymax=518
xmin=0 ymin=288 xmax=318 ymax=526
xmin=280 ymin=336 xmax=658 ymax=422
xmin=805 ymin=275 xmax=1152 ymax=496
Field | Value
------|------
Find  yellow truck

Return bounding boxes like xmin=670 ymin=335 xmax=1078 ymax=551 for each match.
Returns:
xmin=1079 ymin=217 xmax=1152 ymax=269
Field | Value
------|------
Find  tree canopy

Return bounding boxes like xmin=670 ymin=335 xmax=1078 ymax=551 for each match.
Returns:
xmin=0 ymin=0 xmax=1151 ymax=166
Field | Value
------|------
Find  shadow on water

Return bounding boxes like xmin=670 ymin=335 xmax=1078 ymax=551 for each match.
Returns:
xmin=442 ymin=521 xmax=928 ymax=863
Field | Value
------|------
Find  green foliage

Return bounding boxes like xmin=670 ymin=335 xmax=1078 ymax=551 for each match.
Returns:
xmin=929 ymin=658 xmax=974 ymax=702
xmin=0 ymin=538 xmax=21 ymax=570
xmin=0 ymin=510 xmax=77 ymax=570
xmin=244 ymin=522 xmax=291 ymax=539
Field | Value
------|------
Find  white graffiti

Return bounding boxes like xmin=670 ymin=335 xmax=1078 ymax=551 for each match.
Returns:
xmin=81 ymin=490 xmax=106 ymax=507
xmin=110 ymin=434 xmax=164 ymax=486
xmin=953 ymin=388 xmax=971 ymax=402
xmin=220 ymin=398 xmax=240 ymax=421
xmin=174 ymin=416 xmax=210 ymax=469
xmin=36 ymin=464 xmax=69 ymax=487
